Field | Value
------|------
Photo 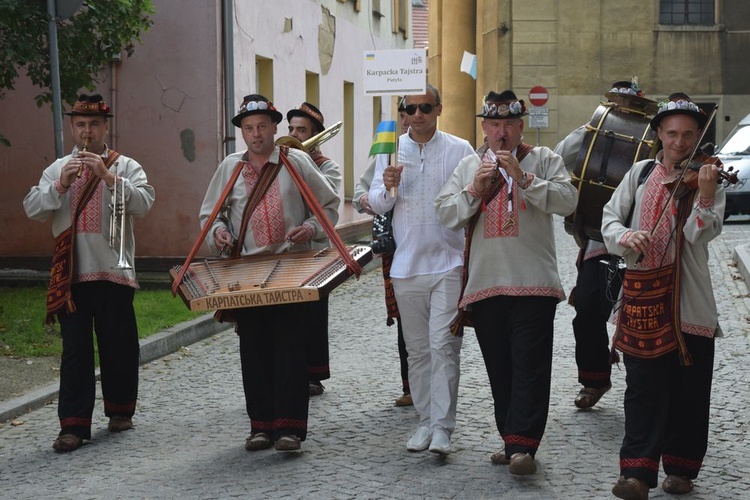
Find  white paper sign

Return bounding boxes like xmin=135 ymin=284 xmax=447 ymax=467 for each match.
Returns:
xmin=528 ymin=107 xmax=549 ymax=129
xmin=363 ymin=49 xmax=427 ymax=96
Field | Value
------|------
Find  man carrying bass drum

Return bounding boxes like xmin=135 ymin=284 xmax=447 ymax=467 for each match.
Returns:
xmin=555 ymin=80 xmax=659 ymax=410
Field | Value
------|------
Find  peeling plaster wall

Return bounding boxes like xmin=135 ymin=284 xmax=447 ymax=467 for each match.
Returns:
xmin=0 ymin=1 xmax=223 ymax=258
xmin=233 ymin=0 xmax=411 ymax=213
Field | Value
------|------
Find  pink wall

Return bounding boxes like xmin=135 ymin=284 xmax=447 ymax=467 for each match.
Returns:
xmin=0 ymin=1 xmax=222 ymax=259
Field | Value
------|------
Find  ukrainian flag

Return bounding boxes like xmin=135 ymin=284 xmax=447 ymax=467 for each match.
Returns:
xmin=369 ymin=120 xmax=397 ymax=156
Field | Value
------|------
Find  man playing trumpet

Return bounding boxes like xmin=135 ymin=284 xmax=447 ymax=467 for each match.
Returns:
xmin=23 ymin=94 xmax=155 ymax=452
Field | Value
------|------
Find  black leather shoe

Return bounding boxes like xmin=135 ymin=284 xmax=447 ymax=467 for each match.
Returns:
xmin=309 ymin=381 xmax=324 ymax=396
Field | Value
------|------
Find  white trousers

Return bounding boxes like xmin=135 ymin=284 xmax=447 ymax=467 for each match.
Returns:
xmin=392 ymin=267 xmax=463 ymax=435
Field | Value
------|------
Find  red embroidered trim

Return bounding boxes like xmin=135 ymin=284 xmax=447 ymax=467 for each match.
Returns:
xmin=502 ymin=434 xmax=540 ymax=448
xmin=620 ymin=457 xmax=659 ymax=471
xmin=578 ymin=370 xmax=611 ymax=381
xmin=307 ymin=364 xmax=330 ymax=375
xmin=483 ymin=181 xmax=519 ymax=238
xmin=251 ymin=420 xmax=273 ymax=431
xmin=681 ymin=322 xmax=715 ymax=337
xmin=662 ymin=454 xmax=702 ymax=471
xmin=70 ymin=171 xmax=104 ymax=234
xmin=583 ymin=246 xmax=609 ymax=261
xmin=55 ymin=180 xmax=69 ymax=194
xmin=242 ymin=165 xmax=285 ymax=246
xmin=76 ymin=273 xmax=137 ymax=288
xmin=60 ymin=416 xmax=92 ymax=428
xmin=467 ymin=183 xmax=482 ymax=198
xmin=459 ymin=285 xmax=565 ymax=308
xmin=521 ymin=172 xmax=535 ymax=189
xmin=619 ymin=230 xmax=634 ymax=247
xmin=103 ymin=399 xmax=136 ymax=413
xmin=697 ymin=197 xmax=714 ymax=209
xmin=273 ymin=418 xmax=307 ymax=430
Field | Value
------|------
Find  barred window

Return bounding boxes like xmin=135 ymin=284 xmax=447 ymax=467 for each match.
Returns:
xmin=659 ymin=0 xmax=715 ymax=25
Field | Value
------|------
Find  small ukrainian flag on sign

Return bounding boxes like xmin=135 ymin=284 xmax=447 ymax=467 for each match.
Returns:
xmin=366 ymin=53 xmax=375 ymax=60
xmin=369 ymin=120 xmax=396 ymax=156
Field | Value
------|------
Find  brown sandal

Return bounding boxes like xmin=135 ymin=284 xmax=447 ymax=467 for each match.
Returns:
xmin=245 ymin=432 xmax=272 ymax=451
xmin=52 ymin=434 xmax=83 ymax=452
xmin=574 ymin=383 xmax=612 ymax=409
xmin=662 ymin=475 xmax=693 ymax=494
xmin=490 ymin=450 xmax=510 ymax=465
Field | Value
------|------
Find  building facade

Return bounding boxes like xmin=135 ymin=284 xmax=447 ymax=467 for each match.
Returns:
xmin=428 ymin=0 xmax=750 ymax=149
xmin=0 ymin=0 xmax=413 ymax=263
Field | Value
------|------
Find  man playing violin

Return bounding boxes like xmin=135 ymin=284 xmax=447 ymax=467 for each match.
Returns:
xmin=602 ymin=93 xmax=725 ymax=499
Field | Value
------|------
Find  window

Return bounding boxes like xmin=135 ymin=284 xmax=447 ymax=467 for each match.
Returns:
xmin=255 ymin=56 xmax=274 ymax=100
xmin=659 ymin=0 xmax=715 ymax=25
xmin=392 ymin=0 xmax=409 ymax=37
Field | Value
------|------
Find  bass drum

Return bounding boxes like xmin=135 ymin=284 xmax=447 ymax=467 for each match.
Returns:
xmin=565 ymin=101 xmax=659 ymax=246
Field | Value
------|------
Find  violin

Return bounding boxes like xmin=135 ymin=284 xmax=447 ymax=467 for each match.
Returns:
xmin=662 ymin=142 xmax=739 ymax=198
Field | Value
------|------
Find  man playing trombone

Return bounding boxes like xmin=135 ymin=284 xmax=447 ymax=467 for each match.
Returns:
xmin=285 ymin=102 xmax=341 ymax=396
xmin=23 ymin=94 xmax=155 ymax=452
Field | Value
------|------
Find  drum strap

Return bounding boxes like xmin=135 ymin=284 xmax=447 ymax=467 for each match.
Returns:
xmin=597 ymin=130 xmax=616 ymax=183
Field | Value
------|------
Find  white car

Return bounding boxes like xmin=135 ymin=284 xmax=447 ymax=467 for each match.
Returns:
xmin=716 ymin=113 xmax=750 ymax=219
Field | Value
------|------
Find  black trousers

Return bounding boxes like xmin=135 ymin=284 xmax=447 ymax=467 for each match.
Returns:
xmin=472 ymin=295 xmax=557 ymax=458
xmin=619 ymin=334 xmax=715 ymax=487
xmin=236 ymin=302 xmax=310 ymax=441
xmin=305 ymin=296 xmax=330 ymax=382
xmin=57 ymin=281 xmax=139 ymax=439
xmin=396 ymin=318 xmax=409 ymax=393
xmin=572 ymin=255 xmax=620 ymax=388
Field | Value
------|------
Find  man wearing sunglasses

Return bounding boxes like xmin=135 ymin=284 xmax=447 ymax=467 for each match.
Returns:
xmin=369 ymin=85 xmax=475 ymax=456
xmin=436 ymin=90 xmax=577 ymax=475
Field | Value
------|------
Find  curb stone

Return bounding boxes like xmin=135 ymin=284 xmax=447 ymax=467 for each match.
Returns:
xmin=0 ymin=313 xmax=226 ymax=423
xmin=733 ymin=243 xmax=750 ymax=292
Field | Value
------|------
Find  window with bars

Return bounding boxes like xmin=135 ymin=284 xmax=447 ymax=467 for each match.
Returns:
xmin=659 ymin=0 xmax=715 ymax=25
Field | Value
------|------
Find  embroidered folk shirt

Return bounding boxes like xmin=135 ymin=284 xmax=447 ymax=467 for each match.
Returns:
xmin=601 ymin=154 xmax=726 ymax=337
xmin=435 ymin=146 xmax=577 ymax=308
xmin=23 ymin=149 xmax=154 ymax=288
xmin=199 ymin=146 xmax=340 ymax=256
xmin=368 ymin=130 xmax=475 ymax=279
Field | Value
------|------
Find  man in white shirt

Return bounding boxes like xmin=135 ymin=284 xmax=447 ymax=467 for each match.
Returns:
xmin=369 ymin=84 xmax=474 ymax=455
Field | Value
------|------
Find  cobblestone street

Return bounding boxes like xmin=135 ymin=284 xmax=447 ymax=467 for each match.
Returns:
xmin=1 ymin=217 xmax=748 ymax=499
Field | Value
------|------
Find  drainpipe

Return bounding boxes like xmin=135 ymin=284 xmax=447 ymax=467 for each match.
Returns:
xmin=223 ymin=0 xmax=236 ymax=155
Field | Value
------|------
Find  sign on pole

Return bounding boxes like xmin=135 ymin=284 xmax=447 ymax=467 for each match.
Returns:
xmin=528 ymin=107 xmax=549 ymax=129
xmin=363 ymin=49 xmax=427 ymax=96
xmin=529 ymin=86 xmax=549 ymax=107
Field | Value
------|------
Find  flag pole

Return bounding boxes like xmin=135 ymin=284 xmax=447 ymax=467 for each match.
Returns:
xmin=390 ymin=131 xmax=399 ymax=198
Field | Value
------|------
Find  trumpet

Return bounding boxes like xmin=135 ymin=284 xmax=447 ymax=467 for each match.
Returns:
xmin=109 ymin=161 xmax=132 ymax=269
xmin=275 ymin=121 xmax=342 ymax=152
xmin=75 ymin=138 xmax=89 ymax=178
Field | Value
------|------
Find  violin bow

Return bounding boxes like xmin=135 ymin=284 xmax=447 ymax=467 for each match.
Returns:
xmin=635 ymin=105 xmax=718 ymax=265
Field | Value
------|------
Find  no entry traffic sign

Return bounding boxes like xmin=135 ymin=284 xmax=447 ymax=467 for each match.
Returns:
xmin=529 ymin=86 xmax=549 ymax=107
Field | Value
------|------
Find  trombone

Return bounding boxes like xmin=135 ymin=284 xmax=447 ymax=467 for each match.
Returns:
xmin=275 ymin=121 xmax=342 ymax=152
xmin=109 ymin=161 xmax=132 ymax=269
